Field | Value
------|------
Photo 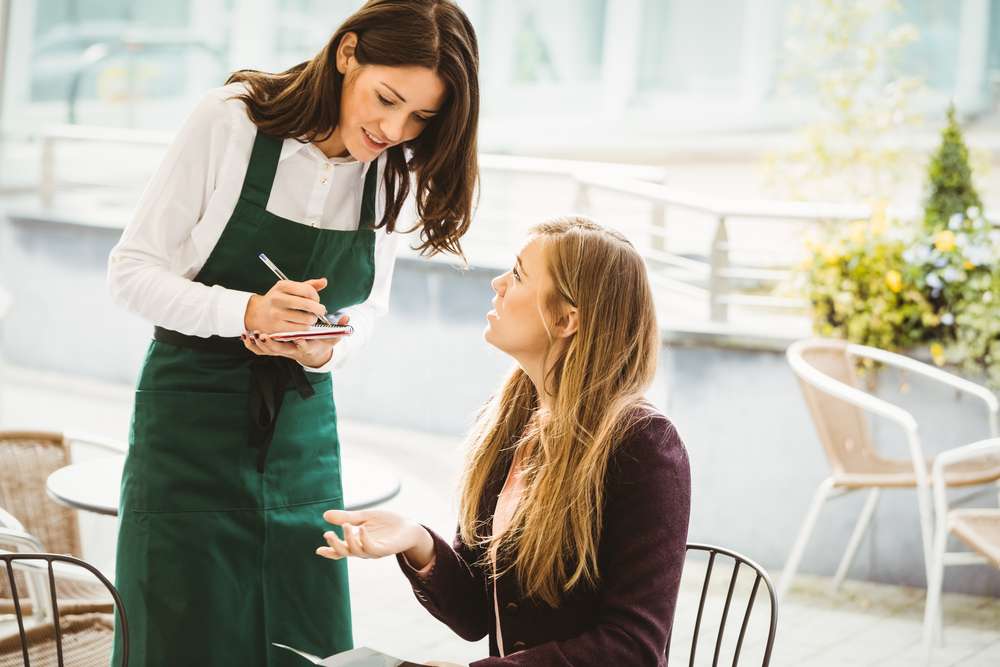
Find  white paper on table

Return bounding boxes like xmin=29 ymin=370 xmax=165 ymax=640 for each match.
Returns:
xmin=273 ymin=643 xmax=423 ymax=666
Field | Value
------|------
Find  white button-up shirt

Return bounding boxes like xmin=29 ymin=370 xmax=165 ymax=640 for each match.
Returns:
xmin=108 ymin=83 xmax=407 ymax=372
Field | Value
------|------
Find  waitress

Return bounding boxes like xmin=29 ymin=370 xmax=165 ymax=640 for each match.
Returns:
xmin=106 ymin=1 xmax=479 ymax=665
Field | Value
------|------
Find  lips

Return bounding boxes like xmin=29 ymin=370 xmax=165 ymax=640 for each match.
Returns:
xmin=362 ymin=128 xmax=388 ymax=150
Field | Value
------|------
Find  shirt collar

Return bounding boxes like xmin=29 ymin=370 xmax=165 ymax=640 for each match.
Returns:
xmin=279 ymin=137 xmax=358 ymax=165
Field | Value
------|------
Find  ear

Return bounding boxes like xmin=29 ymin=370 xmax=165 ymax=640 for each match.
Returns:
xmin=553 ymin=305 xmax=579 ymax=339
xmin=336 ymin=32 xmax=358 ymax=75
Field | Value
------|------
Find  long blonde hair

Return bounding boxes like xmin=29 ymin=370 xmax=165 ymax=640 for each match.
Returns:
xmin=457 ymin=216 xmax=660 ymax=607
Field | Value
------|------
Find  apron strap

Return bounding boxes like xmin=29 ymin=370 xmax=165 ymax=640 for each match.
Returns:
xmin=248 ymin=356 xmax=316 ymax=473
xmin=240 ymin=131 xmax=283 ymax=209
xmin=360 ymin=159 xmax=379 ymax=229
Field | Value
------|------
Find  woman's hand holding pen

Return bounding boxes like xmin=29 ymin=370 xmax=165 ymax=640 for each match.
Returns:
xmin=316 ymin=509 xmax=436 ymax=570
xmin=244 ymin=277 xmax=329 ymax=332
xmin=242 ymin=277 xmax=347 ymax=367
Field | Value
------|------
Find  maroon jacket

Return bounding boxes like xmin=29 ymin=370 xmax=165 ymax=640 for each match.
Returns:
xmin=396 ymin=409 xmax=691 ymax=666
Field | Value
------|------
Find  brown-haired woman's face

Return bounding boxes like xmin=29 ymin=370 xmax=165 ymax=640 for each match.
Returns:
xmin=336 ymin=35 xmax=446 ymax=161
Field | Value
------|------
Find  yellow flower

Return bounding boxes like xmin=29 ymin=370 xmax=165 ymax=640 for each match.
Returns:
xmin=870 ymin=202 xmax=888 ymax=236
xmin=821 ymin=246 xmax=840 ymax=265
xmin=884 ymin=270 xmax=903 ymax=293
xmin=934 ymin=230 xmax=956 ymax=252
xmin=849 ymin=222 xmax=866 ymax=245
xmin=929 ymin=342 xmax=945 ymax=367
xmin=963 ymin=260 xmax=974 ymax=270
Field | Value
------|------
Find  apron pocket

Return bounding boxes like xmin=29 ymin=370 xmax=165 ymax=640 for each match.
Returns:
xmin=124 ymin=389 xmax=258 ymax=513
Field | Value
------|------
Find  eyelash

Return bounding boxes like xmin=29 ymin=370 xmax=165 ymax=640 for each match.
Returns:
xmin=377 ymin=93 xmax=431 ymax=123
xmin=512 ymin=266 xmax=521 ymax=281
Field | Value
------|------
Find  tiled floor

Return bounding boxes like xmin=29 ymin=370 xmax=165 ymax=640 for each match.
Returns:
xmin=2 ymin=365 xmax=998 ymax=665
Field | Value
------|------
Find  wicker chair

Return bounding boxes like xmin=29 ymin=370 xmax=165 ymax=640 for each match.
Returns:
xmin=0 ymin=431 xmax=124 ymax=617
xmin=0 ymin=552 xmax=128 ymax=667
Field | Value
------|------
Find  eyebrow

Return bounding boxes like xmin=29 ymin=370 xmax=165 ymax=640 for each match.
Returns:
xmin=381 ymin=81 xmax=441 ymax=115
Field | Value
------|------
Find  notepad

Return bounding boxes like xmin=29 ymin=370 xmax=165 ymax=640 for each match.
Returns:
xmin=270 ymin=323 xmax=354 ymax=342
xmin=273 ymin=643 xmax=425 ymax=666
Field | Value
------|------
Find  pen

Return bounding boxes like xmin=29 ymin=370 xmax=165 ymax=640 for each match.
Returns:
xmin=258 ymin=252 xmax=334 ymax=326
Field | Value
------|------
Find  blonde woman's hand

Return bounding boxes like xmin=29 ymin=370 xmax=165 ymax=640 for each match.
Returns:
xmin=241 ymin=313 xmax=350 ymax=368
xmin=316 ymin=509 xmax=434 ymax=566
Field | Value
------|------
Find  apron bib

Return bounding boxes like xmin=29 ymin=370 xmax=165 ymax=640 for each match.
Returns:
xmin=113 ymin=131 xmax=377 ymax=666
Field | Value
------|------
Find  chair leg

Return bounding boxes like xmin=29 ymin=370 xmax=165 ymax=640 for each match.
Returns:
xmin=916 ymin=484 xmax=935 ymax=585
xmin=831 ymin=488 xmax=880 ymax=592
xmin=922 ymin=520 xmax=948 ymax=654
xmin=779 ymin=477 xmax=835 ymax=598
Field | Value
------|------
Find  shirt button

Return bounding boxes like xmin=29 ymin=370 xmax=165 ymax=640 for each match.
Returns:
xmin=510 ymin=641 xmax=527 ymax=652
xmin=504 ymin=601 xmax=519 ymax=616
xmin=322 ymin=162 xmax=331 ymax=170
xmin=321 ymin=177 xmax=328 ymax=185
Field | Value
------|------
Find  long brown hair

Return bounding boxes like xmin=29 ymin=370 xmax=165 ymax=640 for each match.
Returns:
xmin=458 ymin=217 xmax=661 ymax=607
xmin=227 ymin=0 xmax=479 ymax=257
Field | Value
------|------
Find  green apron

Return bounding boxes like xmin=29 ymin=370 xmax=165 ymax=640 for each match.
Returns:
xmin=112 ymin=130 xmax=378 ymax=666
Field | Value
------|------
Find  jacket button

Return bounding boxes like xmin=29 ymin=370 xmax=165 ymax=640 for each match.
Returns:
xmin=504 ymin=601 xmax=519 ymax=616
xmin=510 ymin=641 xmax=527 ymax=652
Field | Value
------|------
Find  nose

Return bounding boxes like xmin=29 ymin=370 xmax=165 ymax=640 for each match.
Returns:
xmin=380 ymin=110 xmax=408 ymax=144
xmin=491 ymin=273 xmax=507 ymax=295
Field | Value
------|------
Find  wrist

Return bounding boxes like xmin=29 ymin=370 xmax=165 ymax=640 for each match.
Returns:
xmin=403 ymin=523 xmax=434 ymax=569
xmin=244 ymin=294 xmax=261 ymax=331
xmin=300 ymin=345 xmax=334 ymax=369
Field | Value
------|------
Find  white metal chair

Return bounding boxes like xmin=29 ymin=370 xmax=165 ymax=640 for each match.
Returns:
xmin=923 ymin=437 xmax=1000 ymax=654
xmin=779 ymin=338 xmax=1000 ymax=598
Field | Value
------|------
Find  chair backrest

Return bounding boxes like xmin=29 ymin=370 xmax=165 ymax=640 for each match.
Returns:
xmin=674 ymin=543 xmax=778 ymax=667
xmin=0 ymin=552 xmax=128 ymax=667
xmin=0 ymin=431 xmax=82 ymax=556
xmin=787 ymin=339 xmax=886 ymax=476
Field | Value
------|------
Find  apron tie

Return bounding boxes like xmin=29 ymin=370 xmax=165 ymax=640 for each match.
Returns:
xmin=248 ymin=357 xmax=316 ymax=472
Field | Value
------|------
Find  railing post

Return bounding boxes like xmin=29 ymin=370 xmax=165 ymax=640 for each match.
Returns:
xmin=709 ymin=216 xmax=729 ymax=322
xmin=651 ymin=170 xmax=669 ymax=252
xmin=572 ymin=176 xmax=590 ymax=215
xmin=40 ymin=134 xmax=55 ymax=207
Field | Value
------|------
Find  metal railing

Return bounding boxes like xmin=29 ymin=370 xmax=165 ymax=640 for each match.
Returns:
xmin=29 ymin=124 xmax=934 ymax=329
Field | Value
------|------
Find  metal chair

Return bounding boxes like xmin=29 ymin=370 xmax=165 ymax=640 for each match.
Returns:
xmin=672 ymin=543 xmax=778 ymax=666
xmin=0 ymin=430 xmax=125 ymax=615
xmin=0 ymin=552 xmax=128 ymax=666
xmin=780 ymin=338 xmax=1000 ymax=597
xmin=923 ymin=437 xmax=1000 ymax=655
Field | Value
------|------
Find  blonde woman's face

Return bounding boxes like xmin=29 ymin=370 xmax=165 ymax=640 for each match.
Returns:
xmin=338 ymin=53 xmax=446 ymax=160
xmin=484 ymin=237 xmax=553 ymax=359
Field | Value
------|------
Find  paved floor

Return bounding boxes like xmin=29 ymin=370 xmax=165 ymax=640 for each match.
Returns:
xmin=1 ymin=365 xmax=998 ymax=665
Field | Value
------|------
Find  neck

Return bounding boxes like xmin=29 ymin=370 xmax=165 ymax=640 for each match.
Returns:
xmin=520 ymin=345 xmax=561 ymax=411
xmin=313 ymin=128 xmax=350 ymax=159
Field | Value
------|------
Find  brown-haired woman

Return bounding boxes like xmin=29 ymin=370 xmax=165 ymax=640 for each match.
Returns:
xmin=318 ymin=218 xmax=691 ymax=666
xmin=107 ymin=1 xmax=478 ymax=664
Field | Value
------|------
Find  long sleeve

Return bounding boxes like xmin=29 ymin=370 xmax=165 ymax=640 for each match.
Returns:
xmin=396 ymin=525 xmax=493 ymax=642
xmin=472 ymin=417 xmax=691 ymax=667
xmin=107 ymin=91 xmax=254 ymax=338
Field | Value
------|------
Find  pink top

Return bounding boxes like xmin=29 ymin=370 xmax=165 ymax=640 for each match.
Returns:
xmin=489 ymin=447 xmax=529 ymax=657
xmin=410 ymin=446 xmax=529 ymax=658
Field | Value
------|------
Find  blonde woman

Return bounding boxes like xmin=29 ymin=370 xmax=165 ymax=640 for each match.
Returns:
xmin=317 ymin=217 xmax=691 ymax=666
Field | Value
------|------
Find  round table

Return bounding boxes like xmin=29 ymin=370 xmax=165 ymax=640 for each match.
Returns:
xmin=46 ymin=451 xmax=401 ymax=516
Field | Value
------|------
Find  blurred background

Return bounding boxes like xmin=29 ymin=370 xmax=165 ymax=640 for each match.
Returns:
xmin=2 ymin=1 xmax=1000 ymax=664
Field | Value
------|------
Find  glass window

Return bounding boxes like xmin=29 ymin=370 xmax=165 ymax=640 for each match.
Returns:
xmin=637 ymin=0 xmax=746 ymax=95
xmin=898 ymin=0 xmax=961 ymax=91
